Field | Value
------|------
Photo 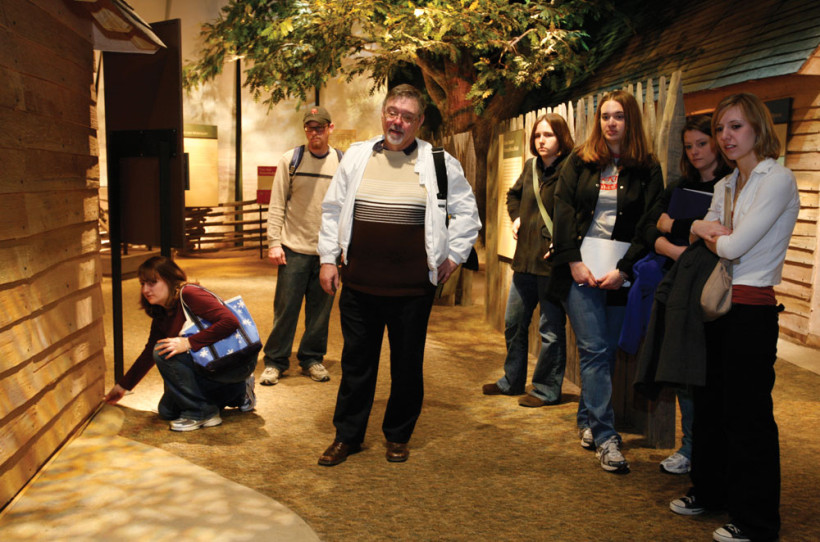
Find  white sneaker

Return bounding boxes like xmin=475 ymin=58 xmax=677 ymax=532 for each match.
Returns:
xmin=596 ymin=435 xmax=629 ymax=473
xmin=303 ymin=363 xmax=330 ymax=382
xmin=660 ymin=452 xmax=691 ymax=474
xmin=260 ymin=366 xmax=280 ymax=386
xmin=169 ymin=414 xmax=222 ymax=432
xmin=579 ymin=427 xmax=595 ymax=450
xmin=240 ymin=375 xmax=256 ymax=412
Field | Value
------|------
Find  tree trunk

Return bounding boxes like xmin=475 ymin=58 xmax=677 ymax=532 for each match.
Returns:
xmin=467 ymin=87 xmax=529 ymax=242
xmin=417 ymin=56 xmax=529 ymax=242
xmin=470 ymin=119 xmax=493 ymax=241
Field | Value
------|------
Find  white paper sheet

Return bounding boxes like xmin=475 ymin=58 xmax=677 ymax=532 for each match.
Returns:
xmin=579 ymin=237 xmax=631 ymax=280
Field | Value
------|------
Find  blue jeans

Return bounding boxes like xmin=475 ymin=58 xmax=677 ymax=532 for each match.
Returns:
xmin=496 ymin=272 xmax=566 ymax=402
xmin=676 ymin=386 xmax=694 ymax=459
xmin=263 ymin=246 xmax=334 ymax=371
xmin=564 ymin=283 xmax=625 ymax=446
xmin=154 ymin=350 xmax=245 ymax=421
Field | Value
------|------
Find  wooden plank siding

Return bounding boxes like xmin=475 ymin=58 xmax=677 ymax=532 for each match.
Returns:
xmin=0 ymin=0 xmax=105 ymax=508
xmin=545 ymin=0 xmax=820 ymax=104
xmin=535 ymin=0 xmax=820 ymax=345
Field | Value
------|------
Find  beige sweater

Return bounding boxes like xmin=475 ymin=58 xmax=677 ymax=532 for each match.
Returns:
xmin=266 ymin=146 xmax=341 ymax=255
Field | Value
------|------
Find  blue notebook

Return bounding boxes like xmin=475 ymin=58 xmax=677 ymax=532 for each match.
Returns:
xmin=667 ymin=187 xmax=713 ymax=220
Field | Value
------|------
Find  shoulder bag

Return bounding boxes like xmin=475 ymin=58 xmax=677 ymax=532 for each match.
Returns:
xmin=700 ymin=183 xmax=733 ymax=322
xmin=179 ymin=284 xmax=261 ymax=383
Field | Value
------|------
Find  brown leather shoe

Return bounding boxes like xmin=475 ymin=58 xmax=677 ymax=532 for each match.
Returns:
xmin=518 ymin=394 xmax=561 ymax=407
xmin=482 ymin=383 xmax=522 ymax=396
xmin=385 ymin=441 xmax=409 ymax=463
xmin=482 ymin=383 xmax=507 ymax=395
xmin=318 ymin=441 xmax=361 ymax=466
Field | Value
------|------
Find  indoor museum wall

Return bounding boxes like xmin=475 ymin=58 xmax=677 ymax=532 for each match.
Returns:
xmin=99 ymin=0 xmax=384 ymax=206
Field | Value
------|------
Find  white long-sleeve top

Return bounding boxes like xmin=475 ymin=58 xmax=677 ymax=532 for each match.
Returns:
xmin=318 ymin=136 xmax=481 ymax=286
xmin=703 ymin=158 xmax=799 ymax=287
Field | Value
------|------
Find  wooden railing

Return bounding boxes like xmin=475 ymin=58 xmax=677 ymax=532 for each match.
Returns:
xmin=183 ymin=200 xmax=268 ymax=257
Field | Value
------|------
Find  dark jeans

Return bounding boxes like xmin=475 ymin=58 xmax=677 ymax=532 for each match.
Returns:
xmin=692 ymin=304 xmax=781 ymax=540
xmin=497 ymin=272 xmax=566 ymax=401
xmin=332 ymin=286 xmax=435 ymax=445
xmin=154 ymin=350 xmax=245 ymax=421
xmin=263 ymin=246 xmax=334 ymax=371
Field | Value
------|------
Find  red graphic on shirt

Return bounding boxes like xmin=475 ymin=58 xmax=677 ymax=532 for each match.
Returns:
xmin=600 ymin=173 xmax=618 ymax=191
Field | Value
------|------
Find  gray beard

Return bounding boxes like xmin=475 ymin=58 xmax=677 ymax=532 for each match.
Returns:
xmin=385 ymin=131 xmax=404 ymax=147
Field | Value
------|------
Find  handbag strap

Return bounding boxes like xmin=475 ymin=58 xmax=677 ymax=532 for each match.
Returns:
xmin=719 ymin=183 xmax=735 ymax=272
xmin=531 ymin=158 xmax=553 ymax=237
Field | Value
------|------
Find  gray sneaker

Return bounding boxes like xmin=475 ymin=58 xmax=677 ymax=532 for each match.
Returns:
xmin=170 ymin=414 xmax=222 ymax=432
xmin=660 ymin=452 xmax=691 ymax=474
xmin=596 ymin=435 xmax=629 ymax=473
xmin=260 ymin=366 xmax=280 ymax=386
xmin=579 ymin=427 xmax=595 ymax=450
xmin=303 ymin=363 xmax=330 ymax=382
xmin=240 ymin=375 xmax=256 ymax=412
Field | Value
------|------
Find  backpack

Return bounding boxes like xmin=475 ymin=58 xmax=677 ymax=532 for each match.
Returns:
xmin=288 ymin=145 xmax=343 ymax=176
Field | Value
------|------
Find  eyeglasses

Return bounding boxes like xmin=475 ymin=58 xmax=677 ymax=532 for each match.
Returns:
xmin=384 ymin=108 xmax=418 ymax=124
xmin=304 ymin=124 xmax=327 ymax=134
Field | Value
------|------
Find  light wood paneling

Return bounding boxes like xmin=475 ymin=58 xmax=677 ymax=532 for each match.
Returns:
xmin=0 ymin=0 xmax=105 ymax=508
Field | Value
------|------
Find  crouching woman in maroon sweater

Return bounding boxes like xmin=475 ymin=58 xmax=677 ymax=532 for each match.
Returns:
xmin=104 ymin=256 xmax=255 ymax=431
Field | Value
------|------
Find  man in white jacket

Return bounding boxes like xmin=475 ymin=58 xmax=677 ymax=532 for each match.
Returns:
xmin=316 ymin=84 xmax=481 ymax=466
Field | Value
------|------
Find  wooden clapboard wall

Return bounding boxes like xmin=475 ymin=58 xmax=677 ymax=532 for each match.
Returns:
xmin=533 ymin=0 xmax=820 ymax=346
xmin=0 ymin=0 xmax=105 ymax=508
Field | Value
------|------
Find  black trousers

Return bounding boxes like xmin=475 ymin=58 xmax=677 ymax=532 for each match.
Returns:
xmin=332 ymin=286 xmax=435 ymax=445
xmin=692 ymin=304 xmax=781 ymax=541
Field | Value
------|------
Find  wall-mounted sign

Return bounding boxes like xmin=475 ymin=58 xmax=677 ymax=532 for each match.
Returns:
xmin=497 ymin=129 xmax=526 ymax=260
xmin=257 ymin=166 xmax=276 ymax=204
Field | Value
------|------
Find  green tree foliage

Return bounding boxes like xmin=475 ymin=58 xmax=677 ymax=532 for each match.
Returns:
xmin=185 ymin=0 xmax=619 ymax=228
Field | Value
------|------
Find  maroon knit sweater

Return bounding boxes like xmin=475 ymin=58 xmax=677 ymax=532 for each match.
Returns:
xmin=118 ymin=285 xmax=239 ymax=390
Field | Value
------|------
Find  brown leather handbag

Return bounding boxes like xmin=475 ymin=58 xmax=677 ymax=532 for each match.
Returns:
xmin=700 ymin=184 xmax=733 ymax=322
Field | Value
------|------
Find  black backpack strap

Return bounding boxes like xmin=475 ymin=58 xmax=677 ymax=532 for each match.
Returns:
xmin=288 ymin=145 xmax=305 ymax=176
xmin=432 ymin=146 xmax=447 ymax=199
xmin=431 ymin=146 xmax=478 ymax=270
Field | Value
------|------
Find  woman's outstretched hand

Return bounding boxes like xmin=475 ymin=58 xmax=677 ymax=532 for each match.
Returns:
xmin=104 ymin=384 xmax=127 ymax=404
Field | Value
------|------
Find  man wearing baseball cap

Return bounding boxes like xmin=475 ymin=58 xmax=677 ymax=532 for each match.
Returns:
xmin=261 ymin=106 xmax=342 ymax=386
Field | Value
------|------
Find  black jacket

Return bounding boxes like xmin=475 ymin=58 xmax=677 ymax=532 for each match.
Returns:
xmin=633 ymin=241 xmax=717 ymax=399
xmin=506 ymin=155 xmax=565 ymax=276
xmin=550 ymin=151 xmax=664 ymax=300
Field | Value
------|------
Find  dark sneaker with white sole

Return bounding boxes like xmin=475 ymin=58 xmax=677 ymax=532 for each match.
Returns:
xmin=713 ymin=523 xmax=751 ymax=542
xmin=669 ymin=494 xmax=705 ymax=516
